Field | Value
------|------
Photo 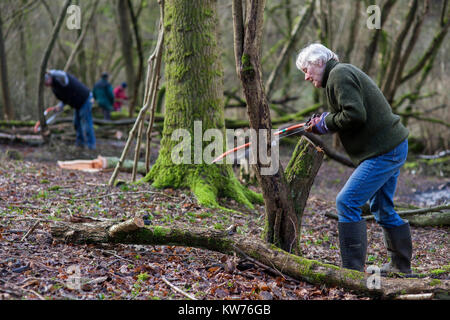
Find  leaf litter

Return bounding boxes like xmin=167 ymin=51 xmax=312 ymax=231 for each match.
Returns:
xmin=0 ymin=144 xmax=448 ymax=300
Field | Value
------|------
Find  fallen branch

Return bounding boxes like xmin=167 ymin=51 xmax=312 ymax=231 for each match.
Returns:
xmin=418 ymin=150 xmax=450 ymax=160
xmin=50 ymin=218 xmax=450 ymax=299
xmin=325 ymin=204 xmax=450 ymax=226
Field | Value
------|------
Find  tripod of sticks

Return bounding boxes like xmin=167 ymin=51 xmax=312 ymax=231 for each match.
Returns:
xmin=108 ymin=1 xmax=165 ymax=187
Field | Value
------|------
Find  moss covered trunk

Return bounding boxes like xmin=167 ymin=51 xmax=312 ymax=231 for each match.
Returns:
xmin=142 ymin=0 xmax=261 ymax=208
xmin=284 ymin=136 xmax=324 ymax=235
xmin=232 ymin=0 xmax=310 ymax=254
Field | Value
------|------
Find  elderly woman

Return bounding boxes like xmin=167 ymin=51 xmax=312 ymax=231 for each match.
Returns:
xmin=296 ymin=43 xmax=411 ymax=274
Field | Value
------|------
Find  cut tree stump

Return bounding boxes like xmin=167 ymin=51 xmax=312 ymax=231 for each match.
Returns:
xmin=50 ymin=218 xmax=450 ymax=299
xmin=284 ymin=136 xmax=324 ymax=238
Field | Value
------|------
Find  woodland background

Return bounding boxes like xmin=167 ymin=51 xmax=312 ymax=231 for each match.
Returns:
xmin=0 ymin=0 xmax=448 ymax=153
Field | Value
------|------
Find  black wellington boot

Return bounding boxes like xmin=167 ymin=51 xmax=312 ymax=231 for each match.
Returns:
xmin=338 ymin=220 xmax=367 ymax=272
xmin=381 ymin=222 xmax=412 ymax=275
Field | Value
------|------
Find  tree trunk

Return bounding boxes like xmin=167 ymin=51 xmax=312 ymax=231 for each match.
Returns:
xmin=380 ymin=0 xmax=419 ymax=103
xmin=362 ymin=0 xmax=397 ymax=74
xmin=19 ymin=0 xmax=30 ymax=111
xmin=126 ymin=0 xmax=144 ymax=113
xmin=36 ymin=0 xmax=72 ymax=139
xmin=64 ymin=0 xmax=100 ymax=73
xmin=342 ymin=0 xmax=361 ymax=63
xmin=232 ymin=0 xmax=320 ymax=255
xmin=284 ymin=136 xmax=324 ymax=234
xmin=50 ymin=218 xmax=450 ymax=299
xmin=142 ymin=0 xmax=262 ymax=210
xmin=116 ymin=0 xmax=136 ymax=117
xmin=265 ymin=0 xmax=314 ymax=98
xmin=0 ymin=12 xmax=13 ymax=120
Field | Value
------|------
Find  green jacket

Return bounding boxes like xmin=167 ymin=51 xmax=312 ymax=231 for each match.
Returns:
xmin=323 ymin=60 xmax=409 ymax=166
xmin=93 ymin=79 xmax=115 ymax=111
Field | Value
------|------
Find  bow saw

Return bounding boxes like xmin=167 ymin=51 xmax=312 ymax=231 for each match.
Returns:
xmin=212 ymin=122 xmax=309 ymax=163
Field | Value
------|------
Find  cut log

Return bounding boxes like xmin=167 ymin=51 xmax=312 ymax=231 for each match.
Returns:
xmin=56 ymin=156 xmax=147 ymax=175
xmin=108 ymin=217 xmax=145 ymax=237
xmin=50 ymin=218 xmax=450 ymax=299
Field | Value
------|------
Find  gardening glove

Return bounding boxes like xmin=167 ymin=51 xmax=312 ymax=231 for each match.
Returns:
xmin=305 ymin=112 xmax=330 ymax=135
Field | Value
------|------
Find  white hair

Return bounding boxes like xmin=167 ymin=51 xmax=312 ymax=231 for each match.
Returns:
xmin=296 ymin=43 xmax=339 ymax=70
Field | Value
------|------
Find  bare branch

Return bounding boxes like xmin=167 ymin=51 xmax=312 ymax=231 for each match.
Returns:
xmin=265 ymin=0 xmax=314 ymax=98
xmin=232 ymin=0 xmax=245 ymax=75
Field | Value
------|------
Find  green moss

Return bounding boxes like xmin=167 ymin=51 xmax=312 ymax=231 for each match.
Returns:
xmin=241 ymin=54 xmax=250 ymax=66
xmin=429 ymin=279 xmax=441 ymax=286
xmin=430 ymin=269 xmax=447 ymax=276
xmin=285 ymin=141 xmax=313 ymax=181
xmin=422 ymin=156 xmax=450 ymax=165
xmin=152 ymin=226 xmax=171 ymax=238
xmin=241 ymin=53 xmax=255 ymax=75
xmin=404 ymin=161 xmax=418 ymax=170
xmin=269 ymin=244 xmax=365 ymax=287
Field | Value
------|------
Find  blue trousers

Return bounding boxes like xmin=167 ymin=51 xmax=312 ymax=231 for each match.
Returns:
xmin=336 ymin=139 xmax=408 ymax=228
xmin=74 ymin=94 xmax=96 ymax=150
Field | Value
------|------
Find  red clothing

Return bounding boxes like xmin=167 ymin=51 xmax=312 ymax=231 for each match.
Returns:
xmin=113 ymin=86 xmax=128 ymax=111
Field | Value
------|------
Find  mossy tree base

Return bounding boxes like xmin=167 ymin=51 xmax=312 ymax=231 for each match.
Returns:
xmin=51 ymin=218 xmax=450 ymax=299
xmin=141 ymin=161 xmax=263 ymax=209
xmin=141 ymin=0 xmax=263 ymax=211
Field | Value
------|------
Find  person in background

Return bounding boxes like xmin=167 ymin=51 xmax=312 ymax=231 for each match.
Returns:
xmin=44 ymin=69 xmax=96 ymax=150
xmin=113 ymin=82 xmax=128 ymax=112
xmin=93 ymin=72 xmax=115 ymax=120
xmin=296 ymin=43 xmax=411 ymax=275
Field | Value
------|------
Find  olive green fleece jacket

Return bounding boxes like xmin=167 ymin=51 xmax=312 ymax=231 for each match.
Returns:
xmin=322 ymin=60 xmax=409 ymax=166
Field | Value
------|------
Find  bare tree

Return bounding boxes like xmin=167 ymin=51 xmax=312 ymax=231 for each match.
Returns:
xmin=116 ymin=0 xmax=135 ymax=117
xmin=64 ymin=0 xmax=100 ymax=72
xmin=36 ymin=0 xmax=72 ymax=138
xmin=0 ymin=10 xmax=13 ymax=120
xmin=232 ymin=0 xmax=324 ymax=254
xmin=126 ymin=0 xmax=144 ymax=113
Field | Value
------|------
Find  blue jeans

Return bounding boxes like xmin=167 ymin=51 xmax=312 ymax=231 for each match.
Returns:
xmin=336 ymin=139 xmax=408 ymax=228
xmin=73 ymin=94 xmax=96 ymax=150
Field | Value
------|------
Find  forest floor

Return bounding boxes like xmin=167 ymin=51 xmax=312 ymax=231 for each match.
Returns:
xmin=0 ymin=137 xmax=448 ymax=301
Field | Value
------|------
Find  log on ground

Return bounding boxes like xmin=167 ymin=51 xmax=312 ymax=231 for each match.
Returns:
xmin=50 ymin=218 xmax=450 ymax=299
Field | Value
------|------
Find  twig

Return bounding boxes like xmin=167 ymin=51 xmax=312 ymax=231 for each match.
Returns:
xmin=161 ymin=276 xmax=197 ymax=300
xmin=21 ymin=221 xmax=40 ymax=241
xmin=144 ymin=1 xmax=165 ymax=173
xmin=96 ymin=249 xmax=134 ymax=264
